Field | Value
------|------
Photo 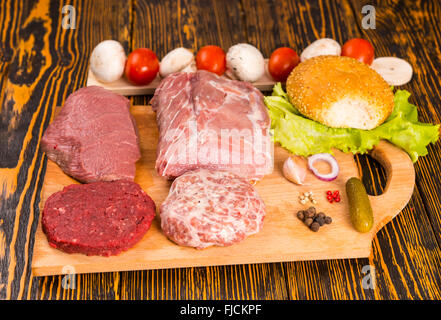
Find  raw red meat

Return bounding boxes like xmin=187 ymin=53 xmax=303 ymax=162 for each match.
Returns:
xmin=42 ymin=180 xmax=156 ymax=256
xmin=150 ymin=70 xmax=273 ymax=181
xmin=160 ymin=169 xmax=266 ymax=249
xmin=41 ymin=86 xmax=140 ymax=183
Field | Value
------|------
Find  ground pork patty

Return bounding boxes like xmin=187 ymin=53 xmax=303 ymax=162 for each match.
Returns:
xmin=160 ymin=169 xmax=266 ymax=249
xmin=42 ymin=180 xmax=156 ymax=256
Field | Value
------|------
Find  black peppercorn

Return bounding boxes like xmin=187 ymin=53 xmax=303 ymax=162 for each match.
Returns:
xmin=310 ymin=222 xmax=320 ymax=232
xmin=304 ymin=217 xmax=314 ymax=227
xmin=305 ymin=212 xmax=315 ymax=219
xmin=317 ymin=212 xmax=326 ymax=219
xmin=297 ymin=206 xmax=332 ymax=232
xmin=315 ymin=216 xmax=325 ymax=226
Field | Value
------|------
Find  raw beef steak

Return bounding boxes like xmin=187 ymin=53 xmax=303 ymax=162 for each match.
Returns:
xmin=42 ymin=180 xmax=156 ymax=256
xmin=41 ymin=86 xmax=140 ymax=183
xmin=150 ymin=70 xmax=273 ymax=181
xmin=160 ymin=169 xmax=266 ymax=249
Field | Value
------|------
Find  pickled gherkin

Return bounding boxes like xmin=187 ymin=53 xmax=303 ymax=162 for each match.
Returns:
xmin=346 ymin=177 xmax=374 ymax=233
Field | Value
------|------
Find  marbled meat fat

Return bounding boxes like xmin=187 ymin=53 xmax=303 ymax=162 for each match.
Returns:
xmin=160 ymin=169 xmax=266 ymax=249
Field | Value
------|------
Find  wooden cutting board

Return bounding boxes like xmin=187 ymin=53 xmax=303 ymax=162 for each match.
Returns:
xmin=86 ymin=60 xmax=277 ymax=95
xmin=32 ymin=106 xmax=415 ymax=276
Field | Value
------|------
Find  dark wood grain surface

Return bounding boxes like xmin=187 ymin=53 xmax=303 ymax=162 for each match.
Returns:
xmin=1 ymin=0 xmax=440 ymax=300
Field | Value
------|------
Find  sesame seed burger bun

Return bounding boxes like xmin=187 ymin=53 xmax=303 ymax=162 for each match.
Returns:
xmin=286 ymin=55 xmax=394 ymax=130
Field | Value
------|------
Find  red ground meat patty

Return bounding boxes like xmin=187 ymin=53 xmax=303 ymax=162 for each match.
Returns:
xmin=42 ymin=180 xmax=156 ymax=256
xmin=160 ymin=169 xmax=266 ymax=249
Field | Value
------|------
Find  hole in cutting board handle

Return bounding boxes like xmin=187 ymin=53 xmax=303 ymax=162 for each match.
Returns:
xmin=354 ymin=153 xmax=387 ymax=196
xmin=362 ymin=140 xmax=415 ymax=232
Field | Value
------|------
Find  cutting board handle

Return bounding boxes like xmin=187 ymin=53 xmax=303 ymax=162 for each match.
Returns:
xmin=368 ymin=140 xmax=415 ymax=233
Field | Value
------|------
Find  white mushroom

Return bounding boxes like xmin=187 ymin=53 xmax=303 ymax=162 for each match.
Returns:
xmin=226 ymin=43 xmax=265 ymax=82
xmin=90 ymin=40 xmax=126 ymax=83
xmin=180 ymin=61 xmax=197 ymax=73
xmin=300 ymin=38 xmax=341 ymax=62
xmin=159 ymin=48 xmax=195 ymax=77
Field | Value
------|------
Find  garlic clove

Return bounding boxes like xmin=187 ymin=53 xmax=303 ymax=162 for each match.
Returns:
xmin=283 ymin=156 xmax=307 ymax=185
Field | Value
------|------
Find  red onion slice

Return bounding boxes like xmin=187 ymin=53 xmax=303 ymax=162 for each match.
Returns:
xmin=307 ymin=153 xmax=339 ymax=181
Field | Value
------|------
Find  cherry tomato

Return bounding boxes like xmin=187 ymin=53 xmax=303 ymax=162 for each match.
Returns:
xmin=125 ymin=48 xmax=159 ymax=85
xmin=195 ymin=45 xmax=226 ymax=75
xmin=268 ymin=47 xmax=300 ymax=82
xmin=341 ymin=38 xmax=375 ymax=65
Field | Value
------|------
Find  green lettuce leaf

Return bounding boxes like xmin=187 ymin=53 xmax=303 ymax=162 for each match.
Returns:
xmin=264 ymin=83 xmax=439 ymax=162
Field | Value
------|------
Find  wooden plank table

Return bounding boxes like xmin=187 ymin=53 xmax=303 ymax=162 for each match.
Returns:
xmin=0 ymin=0 xmax=440 ymax=300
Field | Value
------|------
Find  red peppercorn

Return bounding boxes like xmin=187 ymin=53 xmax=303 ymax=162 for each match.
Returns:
xmin=326 ymin=190 xmax=342 ymax=203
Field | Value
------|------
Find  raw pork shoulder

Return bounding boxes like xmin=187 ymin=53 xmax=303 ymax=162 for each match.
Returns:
xmin=150 ymin=70 xmax=273 ymax=181
xmin=41 ymin=86 xmax=140 ymax=183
